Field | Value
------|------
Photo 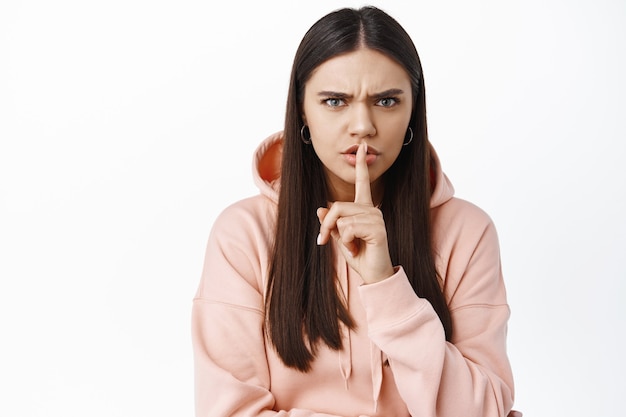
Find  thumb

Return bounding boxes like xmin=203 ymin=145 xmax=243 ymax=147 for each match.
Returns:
xmin=316 ymin=207 xmax=329 ymax=223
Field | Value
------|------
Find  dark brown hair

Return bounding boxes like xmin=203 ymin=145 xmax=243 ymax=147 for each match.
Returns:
xmin=266 ymin=6 xmax=452 ymax=371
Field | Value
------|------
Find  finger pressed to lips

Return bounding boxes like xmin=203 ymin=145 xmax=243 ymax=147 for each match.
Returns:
xmin=317 ymin=142 xmax=375 ymax=248
xmin=354 ymin=143 xmax=374 ymax=206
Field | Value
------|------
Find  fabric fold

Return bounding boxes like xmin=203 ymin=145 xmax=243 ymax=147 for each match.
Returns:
xmin=337 ymin=252 xmax=352 ymax=390
xmin=370 ymin=341 xmax=383 ymax=413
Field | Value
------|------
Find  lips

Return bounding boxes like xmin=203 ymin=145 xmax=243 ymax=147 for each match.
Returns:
xmin=341 ymin=144 xmax=379 ymax=166
xmin=341 ymin=144 xmax=380 ymax=155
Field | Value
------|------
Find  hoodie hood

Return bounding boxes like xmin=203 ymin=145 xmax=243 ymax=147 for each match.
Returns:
xmin=253 ymin=131 xmax=455 ymax=207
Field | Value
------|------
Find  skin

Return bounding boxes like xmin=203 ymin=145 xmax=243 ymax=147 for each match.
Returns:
xmin=301 ymin=48 xmax=413 ymax=284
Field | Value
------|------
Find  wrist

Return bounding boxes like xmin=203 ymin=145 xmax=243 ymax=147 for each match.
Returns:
xmin=364 ymin=265 xmax=396 ymax=285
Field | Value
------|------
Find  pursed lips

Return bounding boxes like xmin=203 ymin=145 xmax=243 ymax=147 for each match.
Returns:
xmin=341 ymin=144 xmax=379 ymax=165
xmin=341 ymin=144 xmax=380 ymax=155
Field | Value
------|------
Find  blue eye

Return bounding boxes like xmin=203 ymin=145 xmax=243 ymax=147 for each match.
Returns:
xmin=376 ymin=97 xmax=398 ymax=107
xmin=323 ymin=98 xmax=345 ymax=107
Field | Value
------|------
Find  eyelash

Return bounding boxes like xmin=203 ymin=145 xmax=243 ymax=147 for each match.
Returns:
xmin=376 ymin=97 xmax=399 ymax=107
xmin=320 ymin=97 xmax=400 ymax=108
xmin=322 ymin=98 xmax=345 ymax=107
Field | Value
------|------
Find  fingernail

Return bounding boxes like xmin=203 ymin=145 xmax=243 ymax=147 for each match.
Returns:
xmin=316 ymin=233 xmax=322 ymax=245
xmin=364 ymin=143 xmax=368 ymax=154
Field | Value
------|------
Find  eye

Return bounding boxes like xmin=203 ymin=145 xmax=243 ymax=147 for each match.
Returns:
xmin=376 ymin=97 xmax=399 ymax=107
xmin=323 ymin=98 xmax=346 ymax=107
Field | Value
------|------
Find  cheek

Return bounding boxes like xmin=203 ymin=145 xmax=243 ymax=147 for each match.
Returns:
xmin=302 ymin=100 xmax=343 ymax=137
xmin=388 ymin=122 xmax=411 ymax=152
xmin=380 ymin=133 xmax=407 ymax=170
xmin=310 ymin=138 xmax=337 ymax=168
xmin=305 ymin=111 xmax=336 ymax=139
xmin=389 ymin=145 xmax=404 ymax=165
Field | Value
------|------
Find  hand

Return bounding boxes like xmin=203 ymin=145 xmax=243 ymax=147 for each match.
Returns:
xmin=316 ymin=143 xmax=395 ymax=284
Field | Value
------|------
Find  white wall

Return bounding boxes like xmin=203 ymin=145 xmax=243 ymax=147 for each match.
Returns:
xmin=1 ymin=0 xmax=624 ymax=415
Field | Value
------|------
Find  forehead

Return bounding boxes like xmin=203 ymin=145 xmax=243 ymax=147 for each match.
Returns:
xmin=306 ymin=48 xmax=412 ymax=91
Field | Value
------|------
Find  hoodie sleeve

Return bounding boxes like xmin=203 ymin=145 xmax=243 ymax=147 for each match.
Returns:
xmin=191 ymin=198 xmax=352 ymax=417
xmin=358 ymin=199 xmax=515 ymax=417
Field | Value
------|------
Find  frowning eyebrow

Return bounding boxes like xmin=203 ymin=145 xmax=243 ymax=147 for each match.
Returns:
xmin=317 ymin=88 xmax=406 ymax=99
xmin=371 ymin=88 xmax=405 ymax=99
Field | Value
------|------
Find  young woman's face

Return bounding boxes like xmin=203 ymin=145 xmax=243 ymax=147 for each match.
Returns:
xmin=302 ymin=48 xmax=413 ymax=202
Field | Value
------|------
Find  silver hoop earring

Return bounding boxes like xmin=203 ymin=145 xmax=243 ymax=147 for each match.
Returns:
xmin=403 ymin=127 xmax=414 ymax=146
xmin=300 ymin=125 xmax=312 ymax=144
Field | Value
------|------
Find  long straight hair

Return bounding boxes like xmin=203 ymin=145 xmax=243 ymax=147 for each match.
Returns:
xmin=266 ymin=6 xmax=453 ymax=371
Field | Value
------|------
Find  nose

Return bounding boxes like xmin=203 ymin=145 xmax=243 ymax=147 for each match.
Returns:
xmin=348 ymin=103 xmax=376 ymax=138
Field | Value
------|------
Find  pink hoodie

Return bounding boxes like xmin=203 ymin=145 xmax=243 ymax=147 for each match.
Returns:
xmin=192 ymin=132 xmax=515 ymax=416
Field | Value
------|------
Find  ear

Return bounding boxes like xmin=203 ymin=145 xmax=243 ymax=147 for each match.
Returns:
xmin=301 ymin=113 xmax=307 ymax=124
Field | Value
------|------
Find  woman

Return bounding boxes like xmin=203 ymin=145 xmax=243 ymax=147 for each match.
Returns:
xmin=192 ymin=6 xmax=519 ymax=417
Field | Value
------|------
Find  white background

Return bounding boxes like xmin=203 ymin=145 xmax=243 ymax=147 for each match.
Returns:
xmin=1 ymin=0 xmax=624 ymax=416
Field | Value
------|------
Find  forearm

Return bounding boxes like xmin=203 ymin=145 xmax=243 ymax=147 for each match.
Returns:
xmin=359 ymin=269 xmax=514 ymax=417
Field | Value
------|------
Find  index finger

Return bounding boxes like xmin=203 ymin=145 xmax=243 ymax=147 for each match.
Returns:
xmin=354 ymin=142 xmax=373 ymax=206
